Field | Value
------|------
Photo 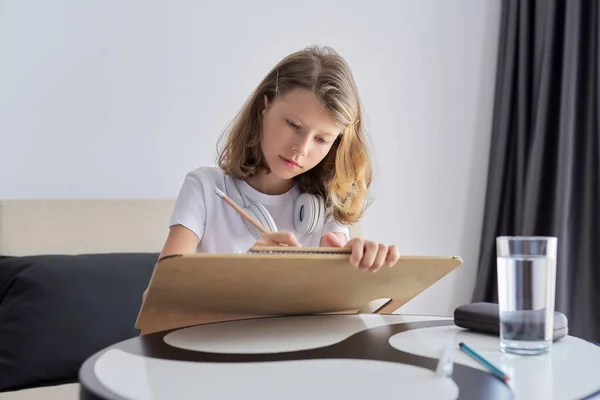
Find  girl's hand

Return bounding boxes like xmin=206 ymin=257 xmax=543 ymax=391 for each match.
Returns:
xmin=254 ymin=232 xmax=302 ymax=247
xmin=321 ymin=232 xmax=399 ymax=272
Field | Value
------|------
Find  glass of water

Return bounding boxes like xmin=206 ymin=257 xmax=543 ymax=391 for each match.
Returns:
xmin=496 ymin=236 xmax=557 ymax=355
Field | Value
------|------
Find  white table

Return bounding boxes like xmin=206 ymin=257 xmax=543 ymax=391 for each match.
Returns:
xmin=79 ymin=314 xmax=600 ymax=400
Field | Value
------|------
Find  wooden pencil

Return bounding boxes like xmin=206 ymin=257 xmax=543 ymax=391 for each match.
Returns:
xmin=214 ymin=188 xmax=270 ymax=235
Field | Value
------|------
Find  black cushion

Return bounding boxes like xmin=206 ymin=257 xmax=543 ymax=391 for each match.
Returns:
xmin=0 ymin=253 xmax=158 ymax=391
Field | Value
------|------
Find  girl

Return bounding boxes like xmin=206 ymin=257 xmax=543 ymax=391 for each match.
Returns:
xmin=160 ymin=45 xmax=399 ymax=272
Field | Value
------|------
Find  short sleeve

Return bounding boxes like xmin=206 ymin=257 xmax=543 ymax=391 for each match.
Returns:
xmin=321 ymin=213 xmax=350 ymax=243
xmin=169 ymin=171 xmax=206 ymax=241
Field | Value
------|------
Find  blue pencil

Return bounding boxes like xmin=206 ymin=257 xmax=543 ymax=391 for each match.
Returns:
xmin=458 ymin=342 xmax=510 ymax=383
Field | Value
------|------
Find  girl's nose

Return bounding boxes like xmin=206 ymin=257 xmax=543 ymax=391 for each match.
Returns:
xmin=292 ymin=137 xmax=309 ymax=156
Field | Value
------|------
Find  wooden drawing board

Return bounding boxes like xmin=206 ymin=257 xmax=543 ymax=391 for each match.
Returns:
xmin=135 ymin=247 xmax=463 ymax=334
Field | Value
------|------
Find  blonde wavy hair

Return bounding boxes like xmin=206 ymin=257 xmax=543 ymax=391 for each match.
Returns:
xmin=217 ymin=45 xmax=373 ymax=226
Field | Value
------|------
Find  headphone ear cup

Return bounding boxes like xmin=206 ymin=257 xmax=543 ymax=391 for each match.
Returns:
xmin=294 ymin=193 xmax=325 ymax=234
xmin=245 ymin=201 xmax=278 ymax=234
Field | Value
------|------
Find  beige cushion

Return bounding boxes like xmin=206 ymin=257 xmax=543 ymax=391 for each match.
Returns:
xmin=0 ymin=199 xmax=174 ymax=256
xmin=0 ymin=383 xmax=79 ymax=400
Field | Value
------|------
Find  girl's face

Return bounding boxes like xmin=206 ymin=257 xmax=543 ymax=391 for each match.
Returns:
xmin=260 ymin=88 xmax=340 ymax=181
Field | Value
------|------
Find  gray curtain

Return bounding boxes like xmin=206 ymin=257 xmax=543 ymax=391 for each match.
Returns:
xmin=472 ymin=0 xmax=599 ymax=342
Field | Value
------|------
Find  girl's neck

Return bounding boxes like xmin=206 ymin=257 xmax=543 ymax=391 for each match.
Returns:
xmin=245 ymin=171 xmax=295 ymax=195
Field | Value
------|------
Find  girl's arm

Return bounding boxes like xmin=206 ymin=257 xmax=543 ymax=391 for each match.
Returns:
xmin=159 ymin=224 xmax=200 ymax=260
xmin=142 ymin=224 xmax=200 ymax=303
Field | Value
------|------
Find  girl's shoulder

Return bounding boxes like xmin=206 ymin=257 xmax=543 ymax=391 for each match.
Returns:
xmin=180 ymin=166 xmax=227 ymax=192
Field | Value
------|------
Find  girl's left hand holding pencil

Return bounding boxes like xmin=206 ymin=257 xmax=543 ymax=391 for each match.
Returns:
xmin=321 ymin=232 xmax=400 ymax=272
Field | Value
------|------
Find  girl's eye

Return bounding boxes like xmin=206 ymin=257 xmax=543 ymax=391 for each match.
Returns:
xmin=316 ymin=137 xmax=329 ymax=145
xmin=286 ymin=119 xmax=300 ymax=129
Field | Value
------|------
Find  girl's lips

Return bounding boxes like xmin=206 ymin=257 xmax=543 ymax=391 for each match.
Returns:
xmin=280 ymin=156 xmax=301 ymax=168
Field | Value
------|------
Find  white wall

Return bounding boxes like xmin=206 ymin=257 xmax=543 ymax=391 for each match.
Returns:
xmin=0 ymin=0 xmax=501 ymax=316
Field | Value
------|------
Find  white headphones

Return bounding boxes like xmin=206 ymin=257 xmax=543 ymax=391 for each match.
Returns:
xmin=224 ymin=175 xmax=326 ymax=239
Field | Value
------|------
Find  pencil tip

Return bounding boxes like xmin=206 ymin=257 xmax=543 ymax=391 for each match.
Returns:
xmin=215 ymin=188 xmax=225 ymax=198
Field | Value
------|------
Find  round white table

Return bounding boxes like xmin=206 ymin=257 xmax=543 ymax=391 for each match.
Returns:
xmin=79 ymin=314 xmax=600 ymax=400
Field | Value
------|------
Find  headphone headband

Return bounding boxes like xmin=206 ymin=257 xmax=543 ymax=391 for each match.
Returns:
xmin=224 ymin=175 xmax=247 ymax=207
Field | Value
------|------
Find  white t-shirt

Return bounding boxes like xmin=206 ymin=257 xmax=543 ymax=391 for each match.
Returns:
xmin=169 ymin=166 xmax=350 ymax=254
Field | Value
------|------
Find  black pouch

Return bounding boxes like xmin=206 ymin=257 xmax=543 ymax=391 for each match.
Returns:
xmin=453 ymin=302 xmax=568 ymax=341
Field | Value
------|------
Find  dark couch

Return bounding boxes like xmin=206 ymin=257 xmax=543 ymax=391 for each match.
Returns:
xmin=0 ymin=252 xmax=158 ymax=393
